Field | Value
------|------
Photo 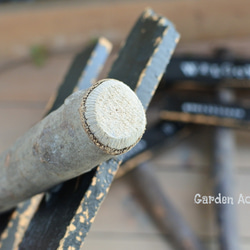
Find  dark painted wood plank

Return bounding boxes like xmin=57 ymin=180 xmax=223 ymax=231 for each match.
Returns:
xmin=212 ymin=90 xmax=239 ymax=249
xmin=56 ymin=9 xmax=180 ymax=250
xmin=163 ymin=56 xmax=250 ymax=85
xmin=160 ymin=94 xmax=250 ymax=129
xmin=0 ymin=195 xmax=43 ymax=250
xmin=0 ymin=37 xmax=112 ymax=250
xmin=45 ymin=37 xmax=112 ymax=114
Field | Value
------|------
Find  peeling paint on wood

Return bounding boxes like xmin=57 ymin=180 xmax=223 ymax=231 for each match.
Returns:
xmin=1 ymin=8 xmax=179 ymax=250
xmin=57 ymin=8 xmax=180 ymax=250
xmin=0 ymin=37 xmax=112 ymax=250
xmin=0 ymin=194 xmax=43 ymax=250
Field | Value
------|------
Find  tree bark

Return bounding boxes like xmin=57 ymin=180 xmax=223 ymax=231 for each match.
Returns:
xmin=0 ymin=79 xmax=146 ymax=213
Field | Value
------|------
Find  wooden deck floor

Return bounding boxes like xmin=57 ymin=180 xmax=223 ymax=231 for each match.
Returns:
xmin=1 ymin=1 xmax=250 ymax=249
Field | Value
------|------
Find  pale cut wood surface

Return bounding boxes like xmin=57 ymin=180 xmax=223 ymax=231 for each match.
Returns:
xmin=0 ymin=79 xmax=147 ymax=213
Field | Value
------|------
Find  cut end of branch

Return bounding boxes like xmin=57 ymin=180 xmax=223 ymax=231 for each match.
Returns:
xmin=80 ymin=79 xmax=146 ymax=155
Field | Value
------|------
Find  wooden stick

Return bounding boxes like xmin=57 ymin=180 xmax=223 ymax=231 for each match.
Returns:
xmin=0 ymin=37 xmax=112 ymax=249
xmin=15 ymin=9 xmax=179 ymax=250
xmin=212 ymin=89 xmax=239 ymax=250
xmin=0 ymin=79 xmax=146 ymax=213
xmin=127 ymin=162 xmax=206 ymax=250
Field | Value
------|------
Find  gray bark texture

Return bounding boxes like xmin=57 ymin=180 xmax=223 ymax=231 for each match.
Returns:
xmin=0 ymin=79 xmax=146 ymax=213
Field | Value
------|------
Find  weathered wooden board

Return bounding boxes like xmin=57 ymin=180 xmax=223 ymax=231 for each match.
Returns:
xmin=0 ymin=37 xmax=112 ymax=249
xmin=161 ymin=94 xmax=250 ymax=129
xmin=163 ymin=56 xmax=250 ymax=85
xmin=57 ymin=9 xmax=179 ymax=250
xmin=6 ymin=8 xmax=180 ymax=250
xmin=46 ymin=37 xmax=112 ymax=113
xmin=0 ymin=194 xmax=43 ymax=250
xmin=0 ymin=0 xmax=250 ymax=63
